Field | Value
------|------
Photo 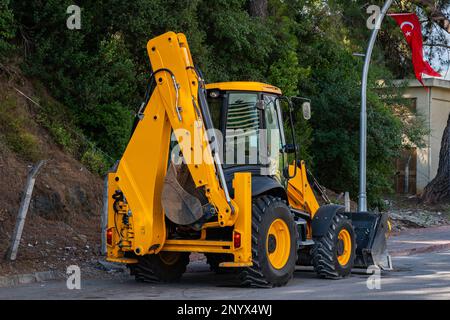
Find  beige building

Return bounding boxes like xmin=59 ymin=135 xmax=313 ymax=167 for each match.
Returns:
xmin=394 ymin=78 xmax=450 ymax=194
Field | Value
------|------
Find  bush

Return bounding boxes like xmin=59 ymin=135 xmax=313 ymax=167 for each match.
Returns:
xmin=33 ymin=91 xmax=113 ymax=175
xmin=49 ymin=124 xmax=78 ymax=154
xmin=35 ymin=98 xmax=79 ymax=155
xmin=6 ymin=131 xmax=41 ymax=162
xmin=80 ymin=101 xmax=133 ymax=159
xmin=0 ymin=96 xmax=42 ymax=161
xmin=81 ymin=148 xmax=108 ymax=175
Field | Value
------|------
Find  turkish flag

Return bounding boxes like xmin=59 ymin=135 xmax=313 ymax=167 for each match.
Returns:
xmin=389 ymin=13 xmax=441 ymax=86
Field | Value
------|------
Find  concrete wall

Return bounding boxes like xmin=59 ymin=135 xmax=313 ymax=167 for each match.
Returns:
xmin=401 ymin=79 xmax=450 ymax=193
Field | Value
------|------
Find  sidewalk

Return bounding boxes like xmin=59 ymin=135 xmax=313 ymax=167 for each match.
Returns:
xmin=388 ymin=225 xmax=450 ymax=256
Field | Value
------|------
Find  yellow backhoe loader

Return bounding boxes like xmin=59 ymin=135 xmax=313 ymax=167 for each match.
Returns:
xmin=105 ymin=32 xmax=391 ymax=287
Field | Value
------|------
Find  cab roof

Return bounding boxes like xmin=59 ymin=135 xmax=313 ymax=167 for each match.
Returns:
xmin=205 ymin=81 xmax=282 ymax=95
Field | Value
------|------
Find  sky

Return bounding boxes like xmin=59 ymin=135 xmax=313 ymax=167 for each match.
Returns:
xmin=427 ymin=33 xmax=450 ymax=80
xmin=440 ymin=32 xmax=450 ymax=80
xmin=428 ymin=31 xmax=450 ymax=80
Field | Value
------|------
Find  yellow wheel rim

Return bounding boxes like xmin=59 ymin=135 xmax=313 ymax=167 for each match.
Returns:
xmin=266 ymin=219 xmax=291 ymax=269
xmin=387 ymin=220 xmax=392 ymax=238
xmin=337 ymin=229 xmax=352 ymax=266
xmin=159 ymin=252 xmax=180 ymax=265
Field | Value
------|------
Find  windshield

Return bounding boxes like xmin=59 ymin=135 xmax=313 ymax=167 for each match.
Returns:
xmin=206 ymin=91 xmax=285 ymax=177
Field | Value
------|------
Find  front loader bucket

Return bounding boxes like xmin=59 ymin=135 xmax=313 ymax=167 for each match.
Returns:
xmin=351 ymin=212 xmax=392 ymax=270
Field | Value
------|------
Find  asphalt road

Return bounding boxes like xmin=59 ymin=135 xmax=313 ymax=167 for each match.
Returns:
xmin=1 ymin=250 xmax=450 ymax=300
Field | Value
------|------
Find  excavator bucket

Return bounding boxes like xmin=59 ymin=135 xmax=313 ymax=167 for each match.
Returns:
xmin=161 ymin=161 xmax=205 ymax=226
xmin=351 ymin=212 xmax=392 ymax=270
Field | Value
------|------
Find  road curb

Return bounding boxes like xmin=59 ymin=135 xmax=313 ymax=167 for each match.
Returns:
xmin=390 ymin=243 xmax=450 ymax=257
xmin=0 ymin=270 xmax=63 ymax=288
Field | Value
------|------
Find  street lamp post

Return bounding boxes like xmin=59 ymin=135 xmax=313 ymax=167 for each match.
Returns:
xmin=358 ymin=0 xmax=394 ymax=212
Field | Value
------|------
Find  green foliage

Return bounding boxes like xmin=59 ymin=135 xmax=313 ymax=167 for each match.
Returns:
xmin=77 ymin=35 xmax=135 ymax=156
xmin=81 ymin=101 xmax=133 ymax=158
xmin=34 ymin=88 xmax=111 ymax=174
xmin=81 ymin=148 xmax=108 ymax=175
xmin=34 ymin=88 xmax=79 ymax=155
xmin=0 ymin=0 xmax=16 ymax=59
xmin=11 ymin=1 xmax=136 ymax=159
xmin=292 ymin=11 xmax=424 ymax=207
xmin=8 ymin=0 xmax=429 ymax=206
xmin=38 ymin=111 xmax=80 ymax=155
xmin=0 ymin=96 xmax=42 ymax=161
xmin=196 ymin=0 xmax=275 ymax=81
xmin=301 ymin=41 xmax=363 ymax=197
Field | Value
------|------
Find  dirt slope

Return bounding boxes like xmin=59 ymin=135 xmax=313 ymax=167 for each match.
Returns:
xmin=0 ymin=70 xmax=103 ymax=276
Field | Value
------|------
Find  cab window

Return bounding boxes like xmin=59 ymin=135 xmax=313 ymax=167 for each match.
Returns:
xmin=225 ymin=93 xmax=260 ymax=165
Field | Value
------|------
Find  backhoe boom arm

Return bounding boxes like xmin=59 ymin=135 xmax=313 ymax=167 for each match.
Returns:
xmin=108 ymin=32 xmax=237 ymax=256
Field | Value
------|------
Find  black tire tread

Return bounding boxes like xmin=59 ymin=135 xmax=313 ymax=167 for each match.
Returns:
xmin=129 ymin=252 xmax=190 ymax=283
xmin=311 ymin=213 xmax=354 ymax=279
xmin=239 ymin=195 xmax=298 ymax=288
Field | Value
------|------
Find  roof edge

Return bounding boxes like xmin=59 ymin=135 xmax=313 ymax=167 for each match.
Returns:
xmin=391 ymin=78 xmax=450 ymax=89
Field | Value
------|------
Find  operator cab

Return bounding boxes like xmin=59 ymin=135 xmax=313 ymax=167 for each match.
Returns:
xmin=205 ymin=82 xmax=289 ymax=184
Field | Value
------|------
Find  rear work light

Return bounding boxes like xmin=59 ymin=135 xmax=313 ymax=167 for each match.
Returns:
xmin=106 ymin=228 xmax=113 ymax=246
xmin=233 ymin=232 xmax=241 ymax=248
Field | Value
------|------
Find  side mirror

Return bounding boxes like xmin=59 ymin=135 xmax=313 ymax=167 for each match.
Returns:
xmin=282 ymin=143 xmax=297 ymax=154
xmin=302 ymin=102 xmax=311 ymax=120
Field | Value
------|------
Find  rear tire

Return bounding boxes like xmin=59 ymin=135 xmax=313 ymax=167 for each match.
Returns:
xmin=311 ymin=213 xmax=356 ymax=279
xmin=129 ymin=252 xmax=190 ymax=283
xmin=239 ymin=195 xmax=298 ymax=288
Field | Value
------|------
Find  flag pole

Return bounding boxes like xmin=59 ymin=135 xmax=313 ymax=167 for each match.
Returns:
xmin=358 ymin=0 xmax=393 ymax=212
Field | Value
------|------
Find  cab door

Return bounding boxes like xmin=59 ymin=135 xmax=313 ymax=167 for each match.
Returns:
xmin=261 ymin=94 xmax=287 ymax=184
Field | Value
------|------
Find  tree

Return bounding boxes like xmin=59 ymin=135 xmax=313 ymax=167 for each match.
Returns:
xmin=413 ymin=0 xmax=450 ymax=203
xmin=248 ymin=0 xmax=267 ymax=18
xmin=412 ymin=0 xmax=450 ymax=33
xmin=0 ymin=0 xmax=15 ymax=60
xmin=4 ymin=0 xmax=430 ymax=208
xmin=421 ymin=114 xmax=450 ymax=203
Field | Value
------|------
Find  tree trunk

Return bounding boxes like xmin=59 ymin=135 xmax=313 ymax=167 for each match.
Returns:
xmin=249 ymin=0 xmax=268 ymax=19
xmin=421 ymin=113 xmax=450 ymax=203
xmin=414 ymin=1 xmax=450 ymax=204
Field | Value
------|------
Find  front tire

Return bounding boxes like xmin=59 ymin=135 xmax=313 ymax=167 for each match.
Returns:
xmin=311 ymin=213 xmax=356 ymax=279
xmin=239 ymin=196 xmax=298 ymax=288
xmin=129 ymin=251 xmax=190 ymax=283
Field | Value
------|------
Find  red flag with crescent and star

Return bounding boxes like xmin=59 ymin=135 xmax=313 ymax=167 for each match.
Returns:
xmin=389 ymin=13 xmax=441 ymax=86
